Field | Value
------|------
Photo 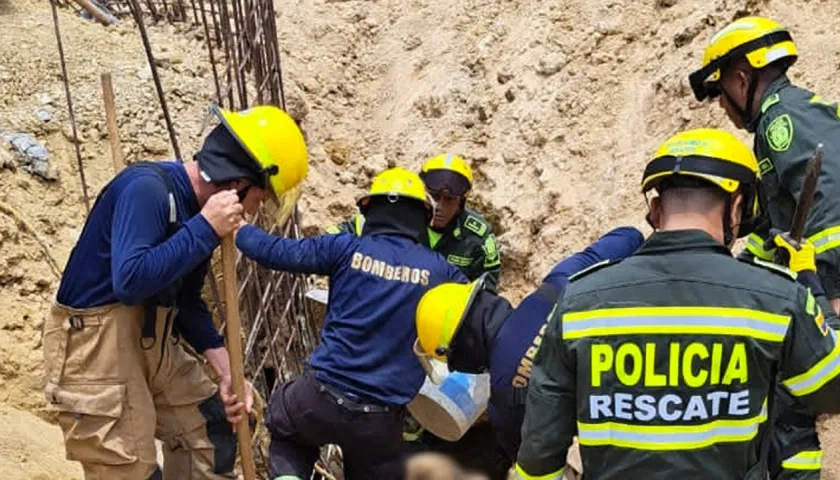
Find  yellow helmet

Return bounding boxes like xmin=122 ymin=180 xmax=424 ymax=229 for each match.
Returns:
xmin=211 ymin=104 xmax=309 ymax=197
xmin=420 ymin=154 xmax=473 ymax=196
xmin=357 ymin=167 xmax=431 ymax=210
xmin=641 ymin=128 xmax=764 ymax=237
xmin=415 ymin=275 xmax=486 ymax=362
xmin=689 ymin=16 xmax=797 ymax=102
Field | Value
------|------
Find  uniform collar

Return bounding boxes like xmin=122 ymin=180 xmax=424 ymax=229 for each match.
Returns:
xmin=635 ymin=229 xmax=731 ymax=257
xmin=748 ymin=75 xmax=792 ymax=132
xmin=433 ymin=209 xmax=467 ymax=239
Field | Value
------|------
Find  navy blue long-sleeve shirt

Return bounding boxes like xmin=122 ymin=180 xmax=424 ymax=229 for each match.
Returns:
xmin=487 ymin=226 xmax=645 ymax=458
xmin=236 ymin=224 xmax=468 ymax=405
xmin=56 ymin=161 xmax=224 ymax=352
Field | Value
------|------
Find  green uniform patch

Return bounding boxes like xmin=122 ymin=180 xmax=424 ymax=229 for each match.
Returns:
xmin=446 ymin=254 xmax=473 ymax=267
xmin=463 ymin=215 xmax=488 ymax=236
xmin=483 ymin=234 xmax=500 ymax=266
xmin=765 ymin=114 xmax=794 ymax=152
xmin=758 ymin=157 xmax=774 ymax=176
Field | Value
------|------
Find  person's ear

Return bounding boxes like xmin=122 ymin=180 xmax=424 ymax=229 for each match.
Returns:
xmin=729 ymin=191 xmax=744 ymax=235
xmin=646 ymin=196 xmax=662 ymax=230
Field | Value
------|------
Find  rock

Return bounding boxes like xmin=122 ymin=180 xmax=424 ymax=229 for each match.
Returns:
xmin=536 ymin=53 xmax=568 ymax=76
xmin=403 ymin=35 xmax=422 ymax=51
xmin=37 ymin=93 xmax=54 ymax=106
xmin=36 ymin=109 xmax=52 ymax=122
xmin=325 ymin=141 xmax=351 ymax=166
xmin=61 ymin=125 xmax=82 ymax=143
xmin=338 ymin=171 xmax=355 ymax=184
xmin=136 ymin=66 xmax=153 ymax=81
xmin=285 ymin=87 xmax=310 ymax=122
xmin=657 ymin=0 xmax=677 ymax=6
xmin=142 ymin=138 xmax=170 ymax=155
xmin=497 ymin=72 xmax=514 ymax=84
xmin=2 ymin=133 xmax=53 ymax=181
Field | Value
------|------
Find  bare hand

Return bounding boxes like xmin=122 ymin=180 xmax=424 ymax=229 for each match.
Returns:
xmin=219 ymin=375 xmax=254 ymax=431
xmin=201 ymin=189 xmax=244 ymax=238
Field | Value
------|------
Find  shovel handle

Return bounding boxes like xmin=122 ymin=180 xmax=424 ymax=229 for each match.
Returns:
xmin=221 ymin=236 xmax=256 ymax=480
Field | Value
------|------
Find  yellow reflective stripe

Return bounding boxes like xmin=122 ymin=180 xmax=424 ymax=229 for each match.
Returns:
xmin=513 ymin=463 xmax=565 ymax=480
xmin=781 ymin=450 xmax=822 ymax=470
xmin=745 ymin=233 xmax=775 ymax=260
xmin=562 ymin=306 xmax=790 ymax=342
xmin=325 ymin=225 xmax=340 ymax=234
xmin=808 ymin=225 xmax=840 ymax=254
xmin=782 ymin=333 xmax=840 ymax=396
xmin=354 ymin=215 xmax=365 ymax=235
xmin=578 ymin=401 xmax=767 ymax=451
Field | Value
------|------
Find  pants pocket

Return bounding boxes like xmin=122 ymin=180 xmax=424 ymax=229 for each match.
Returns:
xmin=48 ymin=382 xmax=136 ymax=466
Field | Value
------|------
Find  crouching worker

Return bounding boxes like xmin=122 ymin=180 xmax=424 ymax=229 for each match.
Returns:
xmin=234 ymin=167 xmax=469 ymax=480
xmin=43 ymin=105 xmax=308 ymax=479
xmin=413 ymin=226 xmax=644 ymax=471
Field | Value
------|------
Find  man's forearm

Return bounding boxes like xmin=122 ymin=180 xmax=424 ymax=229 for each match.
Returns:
xmin=204 ymin=346 xmax=232 ymax=380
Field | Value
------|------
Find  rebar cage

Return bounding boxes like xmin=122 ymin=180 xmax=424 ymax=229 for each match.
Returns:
xmin=53 ymin=0 xmax=341 ymax=477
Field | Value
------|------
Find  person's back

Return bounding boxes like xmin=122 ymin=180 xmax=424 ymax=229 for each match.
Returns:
xmin=309 ymin=231 xmax=466 ymax=404
xmin=515 ymin=128 xmax=840 ymax=480
xmin=558 ymin=228 xmax=814 ymax=479
xmin=237 ymin=166 xmax=469 ymax=480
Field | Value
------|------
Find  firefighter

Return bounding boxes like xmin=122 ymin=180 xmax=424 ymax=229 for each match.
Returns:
xmin=513 ymin=128 xmax=840 ymax=480
xmin=43 ymin=105 xmax=308 ymax=479
xmin=327 ymin=153 xmax=501 ymax=292
xmin=689 ymin=16 xmax=840 ymax=315
xmin=688 ymin=17 xmax=840 ymax=478
xmin=413 ymin=225 xmax=644 ymax=466
xmin=234 ymin=167 xmax=468 ymax=480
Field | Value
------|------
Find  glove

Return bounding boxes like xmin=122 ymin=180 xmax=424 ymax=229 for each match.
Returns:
xmin=771 ymin=230 xmax=816 ymax=274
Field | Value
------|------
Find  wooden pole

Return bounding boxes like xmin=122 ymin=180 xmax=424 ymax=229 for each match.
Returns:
xmin=100 ymin=72 xmax=124 ymax=173
xmin=220 ymin=236 xmax=256 ymax=480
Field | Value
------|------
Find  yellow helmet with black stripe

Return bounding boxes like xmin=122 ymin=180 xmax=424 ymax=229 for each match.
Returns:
xmin=689 ymin=16 xmax=797 ymax=102
xmin=642 ymin=128 xmax=765 ymax=239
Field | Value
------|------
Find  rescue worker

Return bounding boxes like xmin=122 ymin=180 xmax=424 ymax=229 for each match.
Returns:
xmin=414 ymin=225 xmax=644 ymax=463
xmin=234 ymin=167 xmax=469 ymax=480
xmin=689 ymin=16 xmax=840 ymax=315
xmin=327 ymin=153 xmax=505 ymax=471
xmin=327 ymin=153 xmax=501 ymax=292
xmin=689 ymin=17 xmax=840 ymax=478
xmin=44 ymin=105 xmax=308 ymax=479
xmin=514 ymin=128 xmax=840 ymax=480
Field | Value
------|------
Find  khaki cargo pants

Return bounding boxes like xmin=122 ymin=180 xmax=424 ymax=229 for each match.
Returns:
xmin=43 ymin=302 xmax=237 ymax=480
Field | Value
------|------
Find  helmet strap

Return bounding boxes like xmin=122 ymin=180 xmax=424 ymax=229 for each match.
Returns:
xmin=723 ymin=195 xmax=734 ymax=247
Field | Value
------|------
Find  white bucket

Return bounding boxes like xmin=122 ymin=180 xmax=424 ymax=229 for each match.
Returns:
xmin=407 ymin=359 xmax=491 ymax=442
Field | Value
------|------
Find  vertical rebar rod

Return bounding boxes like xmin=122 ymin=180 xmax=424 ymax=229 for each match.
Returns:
xmin=129 ymin=0 xmax=182 ymax=160
xmin=50 ymin=0 xmax=90 ymax=214
xmin=197 ymin=0 xmax=222 ymax=103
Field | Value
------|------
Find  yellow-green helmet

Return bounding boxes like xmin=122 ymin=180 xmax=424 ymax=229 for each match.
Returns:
xmin=642 ymin=128 xmax=764 ymax=239
xmin=689 ymin=16 xmax=797 ymax=102
xmin=357 ymin=167 xmax=431 ymax=211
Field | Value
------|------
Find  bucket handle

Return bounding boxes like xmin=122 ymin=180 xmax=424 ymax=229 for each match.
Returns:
xmin=413 ymin=339 xmax=445 ymax=385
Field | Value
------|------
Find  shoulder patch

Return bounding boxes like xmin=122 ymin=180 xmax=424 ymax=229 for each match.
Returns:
xmin=761 ymin=93 xmax=780 ymax=114
xmin=482 ymin=234 xmax=500 ymax=266
xmin=765 ymin=113 xmax=794 ymax=152
xmin=463 ymin=214 xmax=489 ymax=237
xmin=568 ymin=259 xmax=619 ymax=282
xmin=758 ymin=157 xmax=775 ymax=176
xmin=740 ymin=256 xmax=797 ymax=281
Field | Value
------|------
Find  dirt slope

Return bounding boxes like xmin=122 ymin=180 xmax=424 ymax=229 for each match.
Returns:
xmin=3 ymin=0 xmax=840 ymax=476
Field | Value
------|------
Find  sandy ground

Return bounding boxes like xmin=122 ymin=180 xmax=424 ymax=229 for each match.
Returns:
xmin=3 ymin=0 xmax=840 ymax=477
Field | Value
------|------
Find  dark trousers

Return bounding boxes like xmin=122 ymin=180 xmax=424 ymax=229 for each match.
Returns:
xmin=266 ymin=370 xmax=407 ymax=480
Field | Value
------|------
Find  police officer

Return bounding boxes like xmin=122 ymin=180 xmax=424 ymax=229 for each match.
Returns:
xmin=413 ymin=226 xmax=644 ymax=466
xmin=514 ymin=128 xmax=840 ymax=480
xmin=327 ymin=153 xmax=501 ymax=292
xmin=44 ymin=105 xmax=307 ymax=479
xmin=689 ymin=16 xmax=840 ymax=315
xmin=688 ymin=17 xmax=840 ymax=478
xmin=234 ymin=167 xmax=468 ymax=480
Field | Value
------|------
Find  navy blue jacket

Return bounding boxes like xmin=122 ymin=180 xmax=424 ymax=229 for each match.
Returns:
xmin=236 ymin=225 xmax=468 ymax=405
xmin=486 ymin=226 xmax=644 ymax=458
xmin=56 ymin=161 xmax=224 ymax=352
